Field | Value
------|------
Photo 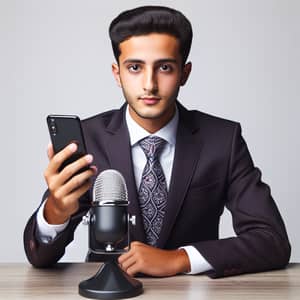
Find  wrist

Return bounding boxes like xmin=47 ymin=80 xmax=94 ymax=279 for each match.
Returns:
xmin=44 ymin=196 xmax=69 ymax=225
xmin=175 ymin=249 xmax=191 ymax=274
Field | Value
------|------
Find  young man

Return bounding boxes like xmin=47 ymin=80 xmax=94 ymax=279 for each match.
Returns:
xmin=24 ymin=6 xmax=290 ymax=278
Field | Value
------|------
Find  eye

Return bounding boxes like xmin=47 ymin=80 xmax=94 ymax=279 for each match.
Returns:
xmin=159 ymin=64 xmax=173 ymax=72
xmin=128 ymin=64 xmax=141 ymax=73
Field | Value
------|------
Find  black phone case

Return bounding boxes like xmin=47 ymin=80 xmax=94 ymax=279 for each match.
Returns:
xmin=47 ymin=115 xmax=88 ymax=172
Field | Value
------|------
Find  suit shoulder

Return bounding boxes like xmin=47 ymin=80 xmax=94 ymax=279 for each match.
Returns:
xmin=186 ymin=109 xmax=240 ymax=132
xmin=81 ymin=109 xmax=119 ymax=130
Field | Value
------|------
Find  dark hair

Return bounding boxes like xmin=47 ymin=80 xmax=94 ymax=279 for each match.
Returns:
xmin=109 ymin=6 xmax=193 ymax=65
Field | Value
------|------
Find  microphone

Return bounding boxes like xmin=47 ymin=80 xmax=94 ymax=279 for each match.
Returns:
xmin=79 ymin=169 xmax=143 ymax=299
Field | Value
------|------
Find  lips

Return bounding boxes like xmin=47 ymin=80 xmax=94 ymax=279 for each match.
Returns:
xmin=139 ymin=96 xmax=161 ymax=105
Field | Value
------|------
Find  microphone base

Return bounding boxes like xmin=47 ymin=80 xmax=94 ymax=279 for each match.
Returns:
xmin=79 ymin=260 xmax=143 ymax=299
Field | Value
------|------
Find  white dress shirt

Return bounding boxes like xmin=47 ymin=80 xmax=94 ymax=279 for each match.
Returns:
xmin=37 ymin=105 xmax=212 ymax=274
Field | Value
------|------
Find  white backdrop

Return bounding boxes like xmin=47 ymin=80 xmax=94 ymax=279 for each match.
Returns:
xmin=1 ymin=0 xmax=299 ymax=262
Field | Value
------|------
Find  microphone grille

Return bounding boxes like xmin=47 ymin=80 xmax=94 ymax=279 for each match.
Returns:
xmin=93 ymin=169 xmax=128 ymax=204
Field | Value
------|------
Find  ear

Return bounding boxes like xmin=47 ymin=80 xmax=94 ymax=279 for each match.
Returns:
xmin=180 ymin=62 xmax=192 ymax=86
xmin=112 ymin=63 xmax=121 ymax=87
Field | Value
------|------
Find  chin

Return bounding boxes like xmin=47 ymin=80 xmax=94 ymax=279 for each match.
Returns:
xmin=129 ymin=100 xmax=175 ymax=122
xmin=135 ymin=107 xmax=164 ymax=119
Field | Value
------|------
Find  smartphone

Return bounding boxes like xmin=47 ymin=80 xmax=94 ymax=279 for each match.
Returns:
xmin=47 ymin=115 xmax=89 ymax=172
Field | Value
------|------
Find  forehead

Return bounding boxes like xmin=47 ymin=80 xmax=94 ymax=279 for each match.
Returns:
xmin=118 ymin=33 xmax=181 ymax=62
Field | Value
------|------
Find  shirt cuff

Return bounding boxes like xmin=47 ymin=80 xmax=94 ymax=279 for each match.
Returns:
xmin=36 ymin=199 xmax=69 ymax=242
xmin=180 ymin=245 xmax=213 ymax=274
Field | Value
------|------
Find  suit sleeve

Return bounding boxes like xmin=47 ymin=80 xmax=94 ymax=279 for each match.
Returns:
xmin=194 ymin=123 xmax=291 ymax=278
xmin=23 ymin=190 xmax=89 ymax=267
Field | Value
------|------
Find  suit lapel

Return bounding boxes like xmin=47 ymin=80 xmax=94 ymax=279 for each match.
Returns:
xmin=103 ymin=105 xmax=146 ymax=243
xmin=157 ymin=103 xmax=202 ymax=248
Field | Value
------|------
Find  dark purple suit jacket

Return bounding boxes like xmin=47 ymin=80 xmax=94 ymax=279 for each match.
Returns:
xmin=23 ymin=102 xmax=291 ymax=278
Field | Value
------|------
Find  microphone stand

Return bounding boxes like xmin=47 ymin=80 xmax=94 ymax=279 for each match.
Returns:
xmin=79 ymin=258 xmax=143 ymax=299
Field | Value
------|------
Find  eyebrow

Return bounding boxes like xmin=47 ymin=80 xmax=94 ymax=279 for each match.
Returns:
xmin=123 ymin=58 xmax=178 ymax=65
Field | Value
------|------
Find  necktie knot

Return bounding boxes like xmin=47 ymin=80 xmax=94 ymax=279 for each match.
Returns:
xmin=139 ymin=136 xmax=166 ymax=161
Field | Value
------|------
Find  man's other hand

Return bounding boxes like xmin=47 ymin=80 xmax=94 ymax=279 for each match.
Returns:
xmin=118 ymin=241 xmax=191 ymax=277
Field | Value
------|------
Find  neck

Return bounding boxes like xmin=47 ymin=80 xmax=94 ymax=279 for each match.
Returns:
xmin=128 ymin=105 xmax=176 ymax=134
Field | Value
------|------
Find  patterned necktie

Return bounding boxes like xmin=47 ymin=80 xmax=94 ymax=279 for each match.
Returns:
xmin=138 ymin=136 xmax=168 ymax=246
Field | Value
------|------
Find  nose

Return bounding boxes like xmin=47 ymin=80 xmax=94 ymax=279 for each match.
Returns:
xmin=143 ymin=67 xmax=158 ymax=94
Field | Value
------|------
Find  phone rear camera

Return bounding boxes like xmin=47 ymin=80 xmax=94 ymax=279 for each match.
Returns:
xmin=50 ymin=124 xmax=57 ymax=135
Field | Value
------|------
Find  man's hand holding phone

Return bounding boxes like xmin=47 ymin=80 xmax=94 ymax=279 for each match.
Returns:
xmin=43 ymin=142 xmax=97 ymax=225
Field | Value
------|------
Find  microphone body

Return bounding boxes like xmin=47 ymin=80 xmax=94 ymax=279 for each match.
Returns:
xmin=89 ymin=205 xmax=128 ymax=252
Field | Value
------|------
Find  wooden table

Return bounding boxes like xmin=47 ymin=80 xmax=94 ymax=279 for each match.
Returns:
xmin=0 ymin=263 xmax=299 ymax=299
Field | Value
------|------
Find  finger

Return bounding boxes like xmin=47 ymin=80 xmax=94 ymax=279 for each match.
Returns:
xmin=126 ymin=264 xmax=140 ymax=277
xmin=59 ymin=167 xmax=96 ymax=196
xmin=54 ymin=154 xmax=93 ymax=187
xmin=47 ymin=142 xmax=55 ymax=160
xmin=120 ymin=255 xmax=136 ymax=272
xmin=118 ymin=250 xmax=133 ymax=265
xmin=89 ymin=165 xmax=98 ymax=173
xmin=118 ymin=241 xmax=144 ymax=264
xmin=60 ymin=154 xmax=94 ymax=182
xmin=66 ymin=180 xmax=92 ymax=203
xmin=47 ymin=143 xmax=78 ymax=174
xmin=56 ymin=180 xmax=92 ymax=213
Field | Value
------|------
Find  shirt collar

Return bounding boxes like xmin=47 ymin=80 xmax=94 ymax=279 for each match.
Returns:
xmin=125 ymin=104 xmax=178 ymax=146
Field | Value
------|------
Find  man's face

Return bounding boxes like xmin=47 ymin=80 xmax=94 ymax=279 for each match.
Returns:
xmin=112 ymin=33 xmax=191 ymax=132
